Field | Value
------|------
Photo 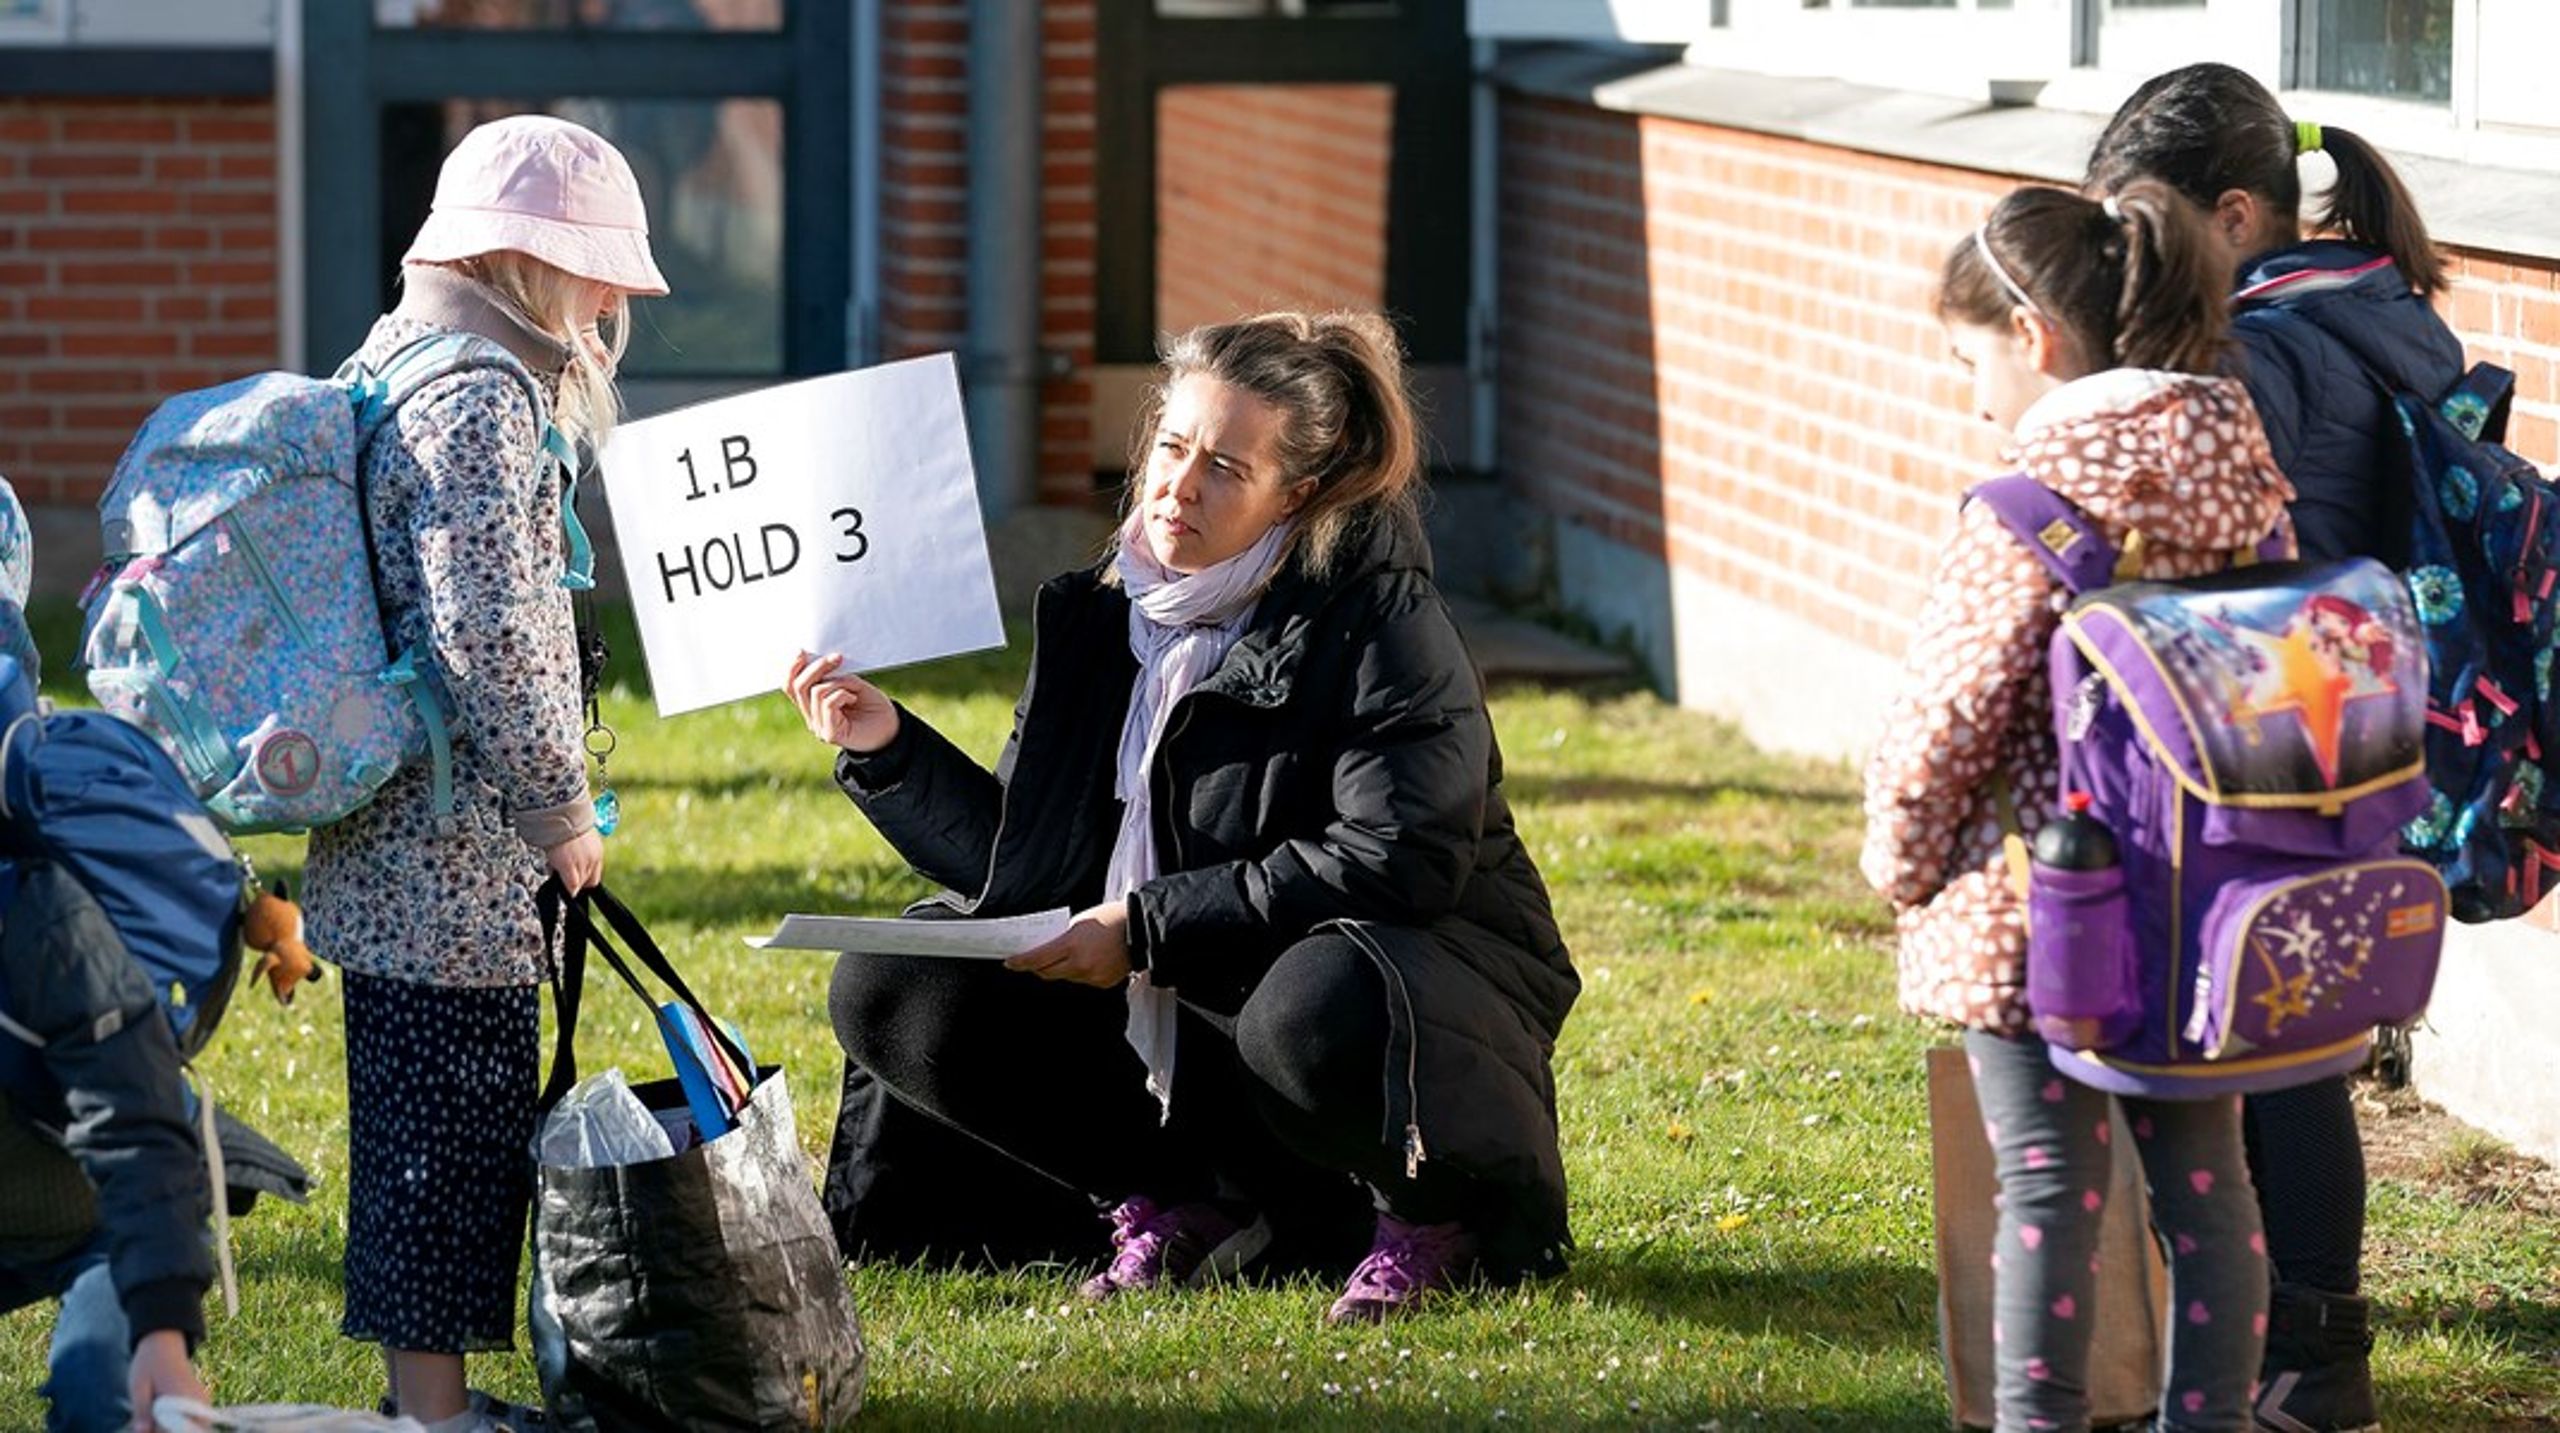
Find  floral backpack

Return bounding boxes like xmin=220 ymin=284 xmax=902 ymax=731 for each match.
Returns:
xmin=76 ymin=334 xmax=592 ymax=835
xmin=2387 ymin=362 xmax=2560 ymax=921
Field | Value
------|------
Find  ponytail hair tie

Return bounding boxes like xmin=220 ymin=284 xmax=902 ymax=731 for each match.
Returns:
xmin=2294 ymin=119 xmax=2324 ymax=154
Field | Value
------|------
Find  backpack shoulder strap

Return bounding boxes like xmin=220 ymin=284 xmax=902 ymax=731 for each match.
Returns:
xmin=349 ymin=331 xmax=549 ymax=443
xmin=1966 ymin=475 xmax=2116 ymax=597
xmin=2441 ymin=362 xmax=2515 ymax=445
xmin=343 ymin=331 xmax=595 ymax=592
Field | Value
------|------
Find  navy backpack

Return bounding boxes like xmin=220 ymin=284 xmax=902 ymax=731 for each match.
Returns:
xmin=2384 ymin=364 xmax=2560 ymax=921
xmin=0 ymin=654 xmax=247 ymax=1057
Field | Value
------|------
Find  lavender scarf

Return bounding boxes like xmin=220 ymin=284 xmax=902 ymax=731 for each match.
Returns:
xmin=1110 ymin=514 xmax=1294 ymax=1116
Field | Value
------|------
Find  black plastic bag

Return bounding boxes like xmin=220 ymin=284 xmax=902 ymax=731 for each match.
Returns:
xmin=528 ymin=885 xmax=865 ymax=1431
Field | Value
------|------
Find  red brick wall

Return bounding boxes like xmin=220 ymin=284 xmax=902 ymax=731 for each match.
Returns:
xmin=1497 ymin=93 xmax=2560 ymax=660
xmin=878 ymin=0 xmax=1100 ymax=505
xmin=878 ymin=1 xmax=970 ymax=364
xmin=1155 ymin=84 xmax=1392 ymax=336
xmin=0 ymin=98 xmax=277 ymax=508
xmin=2442 ymin=253 xmax=2560 ymax=466
xmin=1039 ymin=0 xmax=1097 ymax=502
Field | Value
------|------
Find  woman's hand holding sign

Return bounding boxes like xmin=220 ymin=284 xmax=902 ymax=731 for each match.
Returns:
xmin=786 ymin=651 xmax=902 ymax=754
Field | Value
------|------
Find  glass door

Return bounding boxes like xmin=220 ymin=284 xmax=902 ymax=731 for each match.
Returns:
xmin=303 ymin=0 xmax=850 ymax=413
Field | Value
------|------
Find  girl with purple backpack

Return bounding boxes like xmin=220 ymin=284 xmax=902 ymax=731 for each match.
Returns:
xmin=2087 ymin=66 xmax=2462 ymax=1431
xmin=1864 ymin=181 xmax=2289 ymax=1433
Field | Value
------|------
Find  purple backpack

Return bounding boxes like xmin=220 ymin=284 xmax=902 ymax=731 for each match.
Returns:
xmin=1974 ymin=477 xmax=2447 ymax=1098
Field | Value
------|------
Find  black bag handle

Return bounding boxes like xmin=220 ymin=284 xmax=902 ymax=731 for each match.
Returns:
xmin=538 ymin=880 xmax=753 ymax=1114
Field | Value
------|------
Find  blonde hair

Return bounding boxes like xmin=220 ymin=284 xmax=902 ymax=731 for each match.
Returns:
xmin=456 ymin=250 xmax=633 ymax=456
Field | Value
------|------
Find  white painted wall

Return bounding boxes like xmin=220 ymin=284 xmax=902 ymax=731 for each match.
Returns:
xmin=2412 ymin=923 xmax=2560 ymax=1165
xmin=1549 ymin=519 xmax=1900 ymax=765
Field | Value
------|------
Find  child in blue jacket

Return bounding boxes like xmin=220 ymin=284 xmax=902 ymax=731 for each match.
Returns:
xmin=0 ymin=476 xmax=213 ymax=1433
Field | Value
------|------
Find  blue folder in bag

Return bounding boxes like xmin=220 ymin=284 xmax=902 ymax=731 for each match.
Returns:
xmin=656 ymin=1001 xmax=754 ymax=1140
xmin=538 ymin=885 xmax=759 ymax=1144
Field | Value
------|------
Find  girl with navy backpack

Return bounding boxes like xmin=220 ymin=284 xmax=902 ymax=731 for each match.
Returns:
xmin=1863 ymin=182 xmax=2289 ymax=1433
xmin=2088 ymin=64 xmax=2462 ymax=1432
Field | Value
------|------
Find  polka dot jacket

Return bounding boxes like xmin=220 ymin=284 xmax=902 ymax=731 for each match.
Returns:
xmin=1861 ymin=370 xmax=2297 ymax=1033
xmin=305 ymin=269 xmax=593 ymax=989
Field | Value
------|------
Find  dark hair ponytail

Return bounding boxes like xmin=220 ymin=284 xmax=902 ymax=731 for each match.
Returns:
xmin=1936 ymin=180 xmax=2228 ymax=376
xmin=2317 ymin=125 xmax=2446 ymax=296
xmin=2086 ymin=61 xmax=2444 ymax=296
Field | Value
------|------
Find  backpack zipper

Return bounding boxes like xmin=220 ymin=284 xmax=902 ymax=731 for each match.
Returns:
xmin=221 ymin=515 xmax=313 ymax=651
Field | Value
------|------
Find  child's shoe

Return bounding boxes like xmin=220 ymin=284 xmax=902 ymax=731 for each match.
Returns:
xmin=1078 ymin=1195 xmax=1270 ymax=1301
xmin=1324 ymin=1214 xmax=1479 ymax=1325
xmin=2255 ymin=1284 xmax=2380 ymax=1432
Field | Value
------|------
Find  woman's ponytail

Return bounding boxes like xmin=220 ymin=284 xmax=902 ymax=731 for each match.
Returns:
xmin=2314 ymin=125 xmax=2447 ymax=296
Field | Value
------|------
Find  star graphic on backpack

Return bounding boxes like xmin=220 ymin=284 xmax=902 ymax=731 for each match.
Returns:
xmin=2250 ymin=938 xmax=2319 ymax=1038
xmin=2222 ymin=604 xmax=2402 ymax=789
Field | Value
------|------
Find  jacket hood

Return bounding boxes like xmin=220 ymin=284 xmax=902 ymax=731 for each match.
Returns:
xmin=2006 ymin=368 xmax=2296 ymax=553
xmin=2233 ymin=242 xmax=2464 ymax=402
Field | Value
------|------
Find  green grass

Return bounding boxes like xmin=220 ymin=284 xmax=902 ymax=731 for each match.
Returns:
xmin=6 ymin=603 xmax=2557 ymax=1429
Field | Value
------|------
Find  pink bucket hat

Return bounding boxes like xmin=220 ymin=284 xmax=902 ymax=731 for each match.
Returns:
xmin=402 ymin=115 xmax=670 ymax=297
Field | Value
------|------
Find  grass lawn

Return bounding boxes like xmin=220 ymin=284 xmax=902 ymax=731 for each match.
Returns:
xmin=5 ymin=603 xmax=2556 ymax=1429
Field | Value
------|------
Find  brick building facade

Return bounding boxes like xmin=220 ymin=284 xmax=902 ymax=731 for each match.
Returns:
xmin=6 ymin=1 xmax=2555 ymax=1150
xmin=0 ymin=98 xmax=278 ymax=510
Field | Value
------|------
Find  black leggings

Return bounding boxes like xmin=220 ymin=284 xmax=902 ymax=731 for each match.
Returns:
xmin=2242 ymin=1074 xmax=2365 ymax=1295
xmin=828 ymin=930 xmax=1477 ymax=1233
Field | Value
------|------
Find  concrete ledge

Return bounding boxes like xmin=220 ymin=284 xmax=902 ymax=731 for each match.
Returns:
xmin=1666 ymin=560 xmax=1896 ymax=767
xmin=1542 ymin=514 xmax=1896 ymax=765
xmin=2411 ymin=920 xmax=2560 ymax=1166
xmin=1496 ymin=48 xmax=2560 ymax=267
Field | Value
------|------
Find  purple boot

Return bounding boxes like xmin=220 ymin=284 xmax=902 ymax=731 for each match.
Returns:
xmin=1325 ymin=1214 xmax=1480 ymax=1325
xmin=1079 ymin=1196 xmax=1270 ymax=1301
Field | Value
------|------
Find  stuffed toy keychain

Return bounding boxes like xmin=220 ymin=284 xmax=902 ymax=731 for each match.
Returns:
xmin=240 ymin=871 xmax=319 ymax=1004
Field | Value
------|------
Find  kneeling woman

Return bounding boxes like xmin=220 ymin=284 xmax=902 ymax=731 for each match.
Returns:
xmin=789 ymin=311 xmax=1576 ymax=1322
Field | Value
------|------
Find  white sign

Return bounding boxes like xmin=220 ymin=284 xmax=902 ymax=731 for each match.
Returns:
xmin=745 ymin=909 xmax=1071 ymax=958
xmin=599 ymin=354 xmax=1005 ymax=717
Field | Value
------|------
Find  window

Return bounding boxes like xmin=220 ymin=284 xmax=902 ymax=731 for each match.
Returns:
xmin=380 ymin=97 xmax=786 ymax=377
xmin=2081 ymin=0 xmax=2205 ymax=73
xmin=1155 ymin=85 xmax=1392 ymax=336
xmin=2296 ymin=0 xmax=2452 ymax=103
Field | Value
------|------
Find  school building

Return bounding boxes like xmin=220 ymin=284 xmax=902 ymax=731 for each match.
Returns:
xmin=3 ymin=0 xmax=2557 ymax=1158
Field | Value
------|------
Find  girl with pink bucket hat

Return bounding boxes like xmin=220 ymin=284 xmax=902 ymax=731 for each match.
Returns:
xmin=300 ymin=114 xmax=665 ymax=1433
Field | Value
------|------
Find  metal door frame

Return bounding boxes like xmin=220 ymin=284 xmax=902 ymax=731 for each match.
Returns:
xmin=299 ymin=1 xmax=851 ymax=379
xmin=1092 ymin=0 xmax=1475 ymax=474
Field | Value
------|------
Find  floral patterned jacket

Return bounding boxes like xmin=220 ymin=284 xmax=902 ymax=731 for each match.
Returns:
xmin=304 ymin=266 xmax=593 ymax=988
xmin=1861 ymin=370 xmax=2296 ymax=1032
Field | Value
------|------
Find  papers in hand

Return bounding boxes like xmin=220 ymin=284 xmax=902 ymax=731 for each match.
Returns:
xmin=747 ymin=909 xmax=1070 ymax=959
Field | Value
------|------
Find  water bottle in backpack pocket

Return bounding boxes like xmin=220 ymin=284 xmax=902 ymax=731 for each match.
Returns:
xmin=2024 ymin=790 xmax=2141 ymax=1053
xmin=1974 ymin=477 xmax=2447 ymax=1097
